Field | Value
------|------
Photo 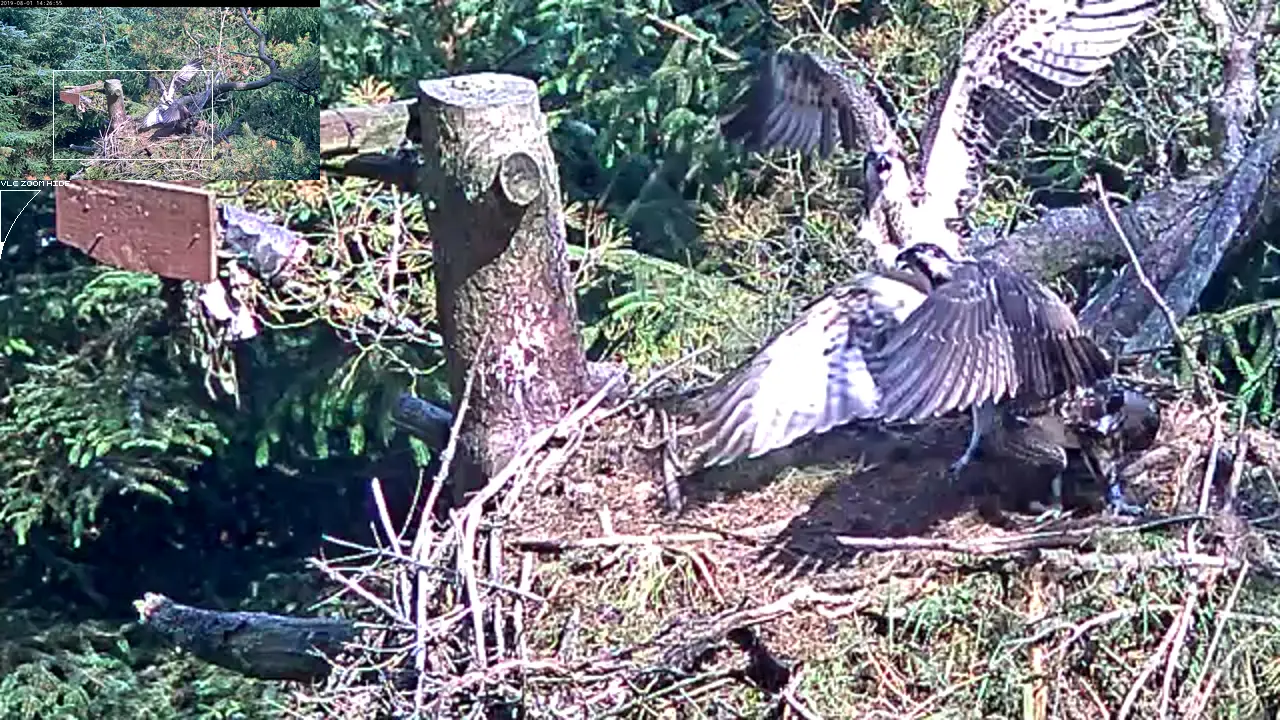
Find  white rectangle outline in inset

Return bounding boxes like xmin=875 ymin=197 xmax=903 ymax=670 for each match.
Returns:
xmin=49 ymin=68 xmax=219 ymax=163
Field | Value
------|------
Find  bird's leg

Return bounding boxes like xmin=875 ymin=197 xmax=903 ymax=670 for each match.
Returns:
xmin=1028 ymin=472 xmax=1067 ymax=523
xmin=948 ymin=401 xmax=995 ymax=482
xmin=1105 ymin=464 xmax=1145 ymax=517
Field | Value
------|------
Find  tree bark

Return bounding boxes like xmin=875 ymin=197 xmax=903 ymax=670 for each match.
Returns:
xmin=133 ymin=593 xmax=355 ymax=682
xmin=418 ymin=73 xmax=590 ymax=494
xmin=1114 ymin=97 xmax=1280 ymax=353
xmin=105 ymin=79 xmax=125 ymax=126
xmin=1195 ymin=0 xmax=1277 ymax=168
xmin=969 ymin=176 xmax=1222 ymax=279
xmin=320 ymin=98 xmax=416 ymax=156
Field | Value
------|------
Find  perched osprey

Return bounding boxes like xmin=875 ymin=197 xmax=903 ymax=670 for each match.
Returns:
xmin=140 ymin=60 xmax=215 ymax=132
xmin=721 ymin=0 xmax=1165 ymax=266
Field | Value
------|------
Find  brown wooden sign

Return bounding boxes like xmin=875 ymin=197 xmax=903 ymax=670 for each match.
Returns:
xmin=55 ymin=180 xmax=217 ymax=283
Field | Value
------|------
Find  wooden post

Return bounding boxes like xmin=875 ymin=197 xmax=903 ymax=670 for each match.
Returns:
xmin=417 ymin=73 xmax=590 ymax=494
xmin=105 ymin=79 xmax=125 ymax=125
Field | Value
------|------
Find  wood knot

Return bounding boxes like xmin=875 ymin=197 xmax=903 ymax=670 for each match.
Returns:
xmin=499 ymin=151 xmax=541 ymax=207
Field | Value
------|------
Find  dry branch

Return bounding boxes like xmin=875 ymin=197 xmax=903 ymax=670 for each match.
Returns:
xmin=1195 ymin=0 xmax=1278 ymax=167
xmin=1124 ymin=96 xmax=1280 ymax=353
xmin=1094 ymin=178 xmax=1214 ymax=401
xmin=320 ymin=99 xmax=415 ymax=156
xmin=132 ymin=593 xmax=355 ymax=682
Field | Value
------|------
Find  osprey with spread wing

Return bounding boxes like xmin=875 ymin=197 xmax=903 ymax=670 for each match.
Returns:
xmin=140 ymin=60 xmax=219 ymax=132
xmin=667 ymin=0 xmax=1164 ymax=510
xmin=721 ymin=0 xmax=1164 ymax=266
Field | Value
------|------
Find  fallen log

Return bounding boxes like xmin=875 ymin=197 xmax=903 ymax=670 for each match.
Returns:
xmin=133 ymin=593 xmax=355 ymax=682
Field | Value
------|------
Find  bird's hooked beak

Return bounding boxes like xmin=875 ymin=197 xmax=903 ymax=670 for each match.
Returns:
xmin=896 ymin=243 xmax=956 ymax=283
xmin=863 ymin=145 xmax=900 ymax=193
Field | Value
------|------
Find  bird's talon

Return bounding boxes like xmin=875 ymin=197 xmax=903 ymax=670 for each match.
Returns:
xmin=1106 ymin=487 xmax=1145 ymax=517
xmin=1027 ymin=501 xmax=1066 ymax=524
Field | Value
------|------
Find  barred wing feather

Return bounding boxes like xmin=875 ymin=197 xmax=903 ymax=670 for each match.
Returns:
xmin=919 ymin=0 xmax=1164 ymax=226
xmin=681 ymin=274 xmax=926 ymax=468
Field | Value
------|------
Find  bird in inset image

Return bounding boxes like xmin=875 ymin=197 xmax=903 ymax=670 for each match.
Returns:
xmin=140 ymin=60 xmax=218 ymax=133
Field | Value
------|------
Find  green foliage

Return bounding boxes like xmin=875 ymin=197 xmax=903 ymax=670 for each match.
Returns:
xmin=324 ymin=0 xmax=756 ymax=256
xmin=1191 ymin=233 xmax=1280 ymax=424
xmin=249 ymin=335 xmax=440 ymax=469
xmin=0 ymin=268 xmax=226 ymax=547
xmin=0 ymin=616 xmax=284 ymax=719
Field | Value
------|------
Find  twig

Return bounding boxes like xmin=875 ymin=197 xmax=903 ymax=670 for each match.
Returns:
xmin=449 ymin=373 xmax=626 ymax=671
xmin=308 ymin=558 xmax=413 ymax=627
xmin=1078 ymin=676 xmax=1113 ymax=720
xmin=412 ymin=363 xmax=477 ymax=563
xmin=1043 ymin=605 xmax=1182 ymax=660
xmin=1156 ymin=583 xmax=1202 ymax=718
xmin=835 ymin=530 xmax=1090 ymax=555
xmin=456 ymin=504 xmax=488 ymax=668
xmin=600 ymin=669 xmax=738 ymax=718
xmin=1026 ymin=568 xmax=1049 ymax=720
xmin=323 ymin=535 xmax=545 ymax=603
xmin=781 ymin=680 xmax=825 ymax=720
xmin=1153 ymin=408 xmax=1228 ymax=716
xmin=1222 ymin=414 xmax=1250 ymax=516
xmin=1095 ymin=177 xmax=1215 ymax=403
xmin=1183 ymin=561 xmax=1249 ymax=718
xmin=490 ymin=524 xmax=506 ymax=660
xmin=663 ymin=517 xmax=793 ymax=542
xmin=1188 ymin=410 xmax=1225 ymax=547
xmin=829 ymin=516 xmax=1211 ymax=559
xmin=513 ymin=531 xmax=731 ymax=552
xmin=367 ymin=476 xmax=399 ymax=549
xmin=641 ymin=12 xmax=740 ymax=62
xmin=515 ymin=551 xmax=533 ymax=661
xmin=413 ymin=362 xmax=476 ymax=710
xmin=624 ymin=345 xmax=713 ymax=402
xmin=1038 ymin=549 xmax=1244 ymax=573
xmin=1116 ymin=594 xmax=1197 ymax=720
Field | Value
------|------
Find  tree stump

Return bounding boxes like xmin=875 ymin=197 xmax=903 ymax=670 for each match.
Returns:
xmin=105 ymin=79 xmax=125 ymax=126
xmin=417 ymin=73 xmax=590 ymax=495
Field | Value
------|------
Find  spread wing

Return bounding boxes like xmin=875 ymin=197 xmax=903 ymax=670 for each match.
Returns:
xmin=142 ymin=71 xmax=218 ymax=129
xmin=720 ymin=51 xmax=902 ymax=158
xmin=187 ymin=71 xmax=220 ymax=114
xmin=918 ymin=0 xmax=1163 ymax=226
xmin=140 ymin=106 xmax=165 ymax=129
xmin=679 ymin=274 xmax=927 ymax=469
xmin=869 ymin=263 xmax=1111 ymax=422
xmin=168 ymin=60 xmax=203 ymax=98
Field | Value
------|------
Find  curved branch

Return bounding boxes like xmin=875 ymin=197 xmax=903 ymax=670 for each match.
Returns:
xmin=224 ymin=7 xmax=318 ymax=98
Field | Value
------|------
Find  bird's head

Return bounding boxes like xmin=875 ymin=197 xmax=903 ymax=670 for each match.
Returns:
xmin=862 ymin=144 xmax=910 ymax=210
xmin=894 ymin=241 xmax=958 ymax=284
xmin=859 ymin=143 xmax=921 ymax=269
xmin=1092 ymin=385 xmax=1161 ymax=449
